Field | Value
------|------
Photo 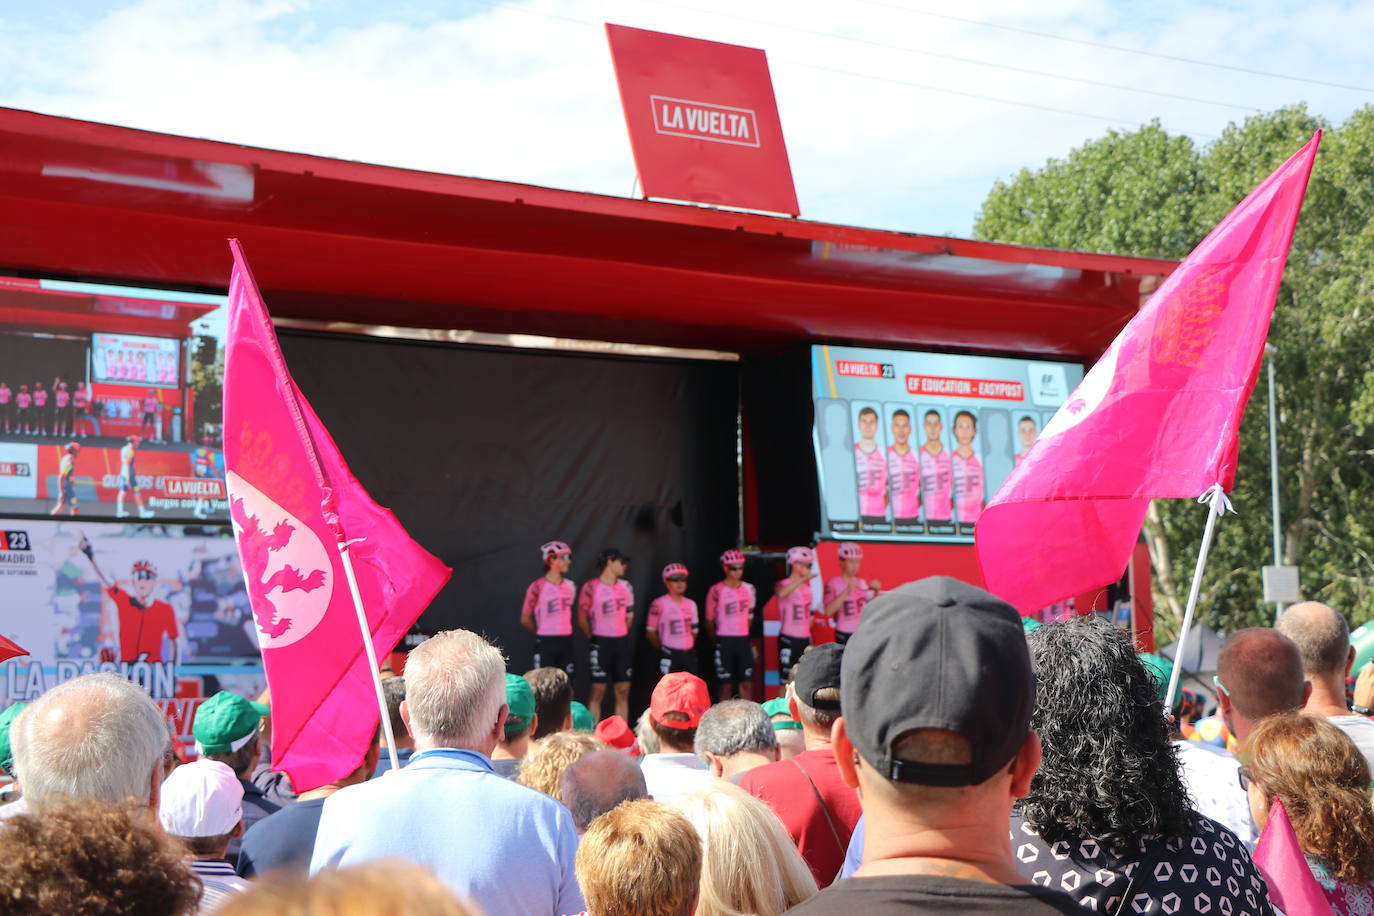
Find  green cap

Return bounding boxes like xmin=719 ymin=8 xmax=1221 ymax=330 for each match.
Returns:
xmin=0 ymin=701 xmax=28 ymax=775
xmin=1138 ymin=652 xmax=1175 ymax=705
xmin=570 ymin=701 xmax=595 ymax=732
xmin=192 ymin=691 xmax=269 ymax=754
xmin=504 ymin=674 xmax=536 ymax=738
xmin=1022 ymin=616 xmax=1042 ymax=633
xmin=761 ymin=696 xmax=801 ymax=730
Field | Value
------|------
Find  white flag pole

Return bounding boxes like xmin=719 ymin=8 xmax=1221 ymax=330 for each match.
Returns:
xmin=1163 ymin=484 xmax=1234 ymax=714
xmin=338 ymin=538 xmax=400 ymax=774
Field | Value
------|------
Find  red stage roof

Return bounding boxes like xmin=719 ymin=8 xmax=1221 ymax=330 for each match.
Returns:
xmin=0 ymin=107 xmax=1176 ymax=356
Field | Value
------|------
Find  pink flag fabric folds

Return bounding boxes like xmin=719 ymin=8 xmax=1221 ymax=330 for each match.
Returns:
xmin=1253 ymin=797 xmax=1334 ymax=916
xmin=224 ymin=240 xmax=451 ymax=791
xmin=977 ymin=133 xmax=1320 ymax=613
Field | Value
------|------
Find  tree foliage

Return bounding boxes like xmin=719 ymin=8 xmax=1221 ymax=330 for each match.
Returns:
xmin=973 ymin=105 xmax=1374 ymax=640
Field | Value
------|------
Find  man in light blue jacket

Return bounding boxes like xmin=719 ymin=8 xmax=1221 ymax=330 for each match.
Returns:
xmin=310 ymin=630 xmax=583 ymax=916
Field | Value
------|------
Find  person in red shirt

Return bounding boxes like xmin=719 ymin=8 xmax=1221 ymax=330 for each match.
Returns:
xmin=737 ymin=643 xmax=861 ymax=888
xmin=79 ymin=535 xmax=179 ymax=664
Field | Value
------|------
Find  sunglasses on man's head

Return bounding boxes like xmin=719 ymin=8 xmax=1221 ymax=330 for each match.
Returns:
xmin=667 ymin=576 xmax=687 ymax=583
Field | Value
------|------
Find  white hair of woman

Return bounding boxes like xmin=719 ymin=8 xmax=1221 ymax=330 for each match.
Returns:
xmin=402 ymin=630 xmax=507 ymax=750
xmin=674 ymin=781 xmax=818 ymax=916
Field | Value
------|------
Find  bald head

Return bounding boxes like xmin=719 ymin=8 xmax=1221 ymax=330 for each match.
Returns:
xmin=1215 ymin=628 xmax=1305 ymax=722
xmin=559 ymin=750 xmax=648 ymax=833
xmin=1276 ymin=602 xmax=1352 ymax=677
xmin=11 ymin=673 xmax=168 ymax=807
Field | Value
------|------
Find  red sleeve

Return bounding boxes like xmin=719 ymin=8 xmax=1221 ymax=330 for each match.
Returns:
xmin=159 ymin=602 xmax=178 ymax=641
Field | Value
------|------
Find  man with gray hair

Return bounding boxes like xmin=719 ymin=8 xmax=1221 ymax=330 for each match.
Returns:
xmin=4 ymin=672 xmax=168 ymax=820
xmin=310 ymin=630 xmax=583 ymax=916
xmin=1277 ymin=601 xmax=1374 ymax=769
xmin=559 ymin=749 xmax=648 ymax=833
xmin=694 ymin=699 xmax=778 ymax=781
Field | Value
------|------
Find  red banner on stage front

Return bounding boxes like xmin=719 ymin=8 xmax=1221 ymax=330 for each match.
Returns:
xmin=606 ymin=24 xmax=799 ymax=216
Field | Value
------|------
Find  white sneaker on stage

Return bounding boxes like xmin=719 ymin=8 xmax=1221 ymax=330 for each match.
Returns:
xmin=138 ymin=509 xmax=155 ymax=518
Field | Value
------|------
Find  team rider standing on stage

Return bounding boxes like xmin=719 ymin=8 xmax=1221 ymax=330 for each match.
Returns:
xmin=521 ymin=540 xmax=576 ymax=678
xmin=706 ymin=549 xmax=756 ymax=702
xmin=647 ymin=563 xmax=699 ymax=676
xmin=50 ymin=441 xmax=80 ymax=517
xmin=822 ymin=542 xmax=881 ymax=645
xmin=775 ymin=546 xmax=817 ymax=682
xmin=578 ymin=548 xmax=635 ymax=723
xmin=79 ymin=534 xmax=179 ymax=664
xmin=116 ymin=435 xmax=155 ymax=519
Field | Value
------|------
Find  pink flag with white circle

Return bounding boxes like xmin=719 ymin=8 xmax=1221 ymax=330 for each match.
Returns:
xmin=224 ymin=240 xmax=450 ymax=791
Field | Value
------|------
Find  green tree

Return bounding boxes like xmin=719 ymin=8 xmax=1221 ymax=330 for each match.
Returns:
xmin=973 ymin=105 xmax=1374 ymax=640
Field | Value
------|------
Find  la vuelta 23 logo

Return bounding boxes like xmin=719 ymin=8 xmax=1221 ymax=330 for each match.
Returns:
xmin=226 ymin=471 xmax=333 ymax=649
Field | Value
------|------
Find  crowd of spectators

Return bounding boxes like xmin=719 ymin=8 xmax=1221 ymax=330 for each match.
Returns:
xmin=6 ymin=581 xmax=1374 ymax=913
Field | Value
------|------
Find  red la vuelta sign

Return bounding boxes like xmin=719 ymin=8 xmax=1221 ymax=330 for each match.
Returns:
xmin=606 ymin=24 xmax=799 ymax=216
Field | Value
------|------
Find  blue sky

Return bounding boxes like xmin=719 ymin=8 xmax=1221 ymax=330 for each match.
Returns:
xmin=2 ymin=0 xmax=1371 ymax=237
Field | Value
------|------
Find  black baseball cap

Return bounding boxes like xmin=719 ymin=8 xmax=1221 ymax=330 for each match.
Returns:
xmin=597 ymin=548 xmax=630 ymax=567
xmin=793 ymin=643 xmax=843 ymax=710
xmin=841 ymin=576 xmax=1034 ymax=787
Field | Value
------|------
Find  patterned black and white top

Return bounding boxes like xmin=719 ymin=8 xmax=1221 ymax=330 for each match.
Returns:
xmin=1009 ymin=810 xmax=1274 ymax=915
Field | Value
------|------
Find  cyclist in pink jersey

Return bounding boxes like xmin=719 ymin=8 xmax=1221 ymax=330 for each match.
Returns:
xmin=72 ymin=382 xmax=90 ymax=437
xmin=823 ymin=542 xmax=882 ymax=645
xmin=578 ymin=547 xmax=635 ymax=722
xmin=919 ymin=409 xmax=953 ymax=523
xmin=647 ymin=563 xmax=699 ymax=676
xmin=15 ymin=385 xmax=31 ymax=435
xmin=141 ymin=389 xmax=159 ymax=440
xmin=53 ymin=381 xmax=71 ymax=438
xmin=886 ymin=409 xmax=921 ymax=525
xmin=520 ymin=540 xmax=576 ymax=678
xmin=951 ymin=410 xmax=985 ymax=525
xmin=32 ymin=383 xmax=48 ymax=436
xmin=852 ymin=406 xmax=887 ymax=525
xmin=1014 ymin=414 xmax=1038 ymax=465
xmin=775 ymin=546 xmax=818 ymax=682
xmin=706 ymin=549 xmax=756 ymax=701
xmin=0 ymin=382 xmax=10 ymax=434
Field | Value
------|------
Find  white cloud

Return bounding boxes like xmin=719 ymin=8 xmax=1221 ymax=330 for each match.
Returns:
xmin=0 ymin=0 xmax=1369 ymax=235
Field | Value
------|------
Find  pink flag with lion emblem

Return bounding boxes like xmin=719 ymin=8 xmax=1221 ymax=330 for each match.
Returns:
xmin=977 ymin=132 xmax=1320 ymax=613
xmin=224 ymin=240 xmax=450 ymax=791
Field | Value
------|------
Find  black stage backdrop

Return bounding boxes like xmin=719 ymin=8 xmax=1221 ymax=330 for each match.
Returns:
xmin=277 ymin=329 xmax=741 ymax=713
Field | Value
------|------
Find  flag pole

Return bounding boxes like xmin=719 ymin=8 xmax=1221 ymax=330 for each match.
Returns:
xmin=337 ymin=539 xmax=401 ymax=774
xmin=1163 ymin=484 xmax=1233 ymax=713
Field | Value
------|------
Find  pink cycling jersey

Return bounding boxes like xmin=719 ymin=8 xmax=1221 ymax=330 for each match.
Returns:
xmin=854 ymin=443 xmax=887 ymax=517
xmin=55 ymin=390 xmax=69 ymax=408
xmin=952 ymin=452 xmax=984 ymax=524
xmin=32 ymin=390 xmax=46 ymax=407
xmin=824 ymin=576 xmax=873 ymax=634
xmin=16 ymin=393 xmax=31 ymax=409
xmin=920 ymin=447 xmax=952 ymax=521
xmin=523 ymin=577 xmax=575 ymax=636
xmin=887 ymin=446 xmax=921 ymax=518
xmin=706 ymin=581 xmax=756 ymax=637
xmin=0 ymin=388 xmax=9 ymax=404
xmin=647 ymin=594 xmax=698 ymax=650
xmin=73 ymin=390 xmax=89 ymax=408
xmin=578 ymin=578 xmax=634 ymax=638
xmin=776 ymin=577 xmax=814 ymax=638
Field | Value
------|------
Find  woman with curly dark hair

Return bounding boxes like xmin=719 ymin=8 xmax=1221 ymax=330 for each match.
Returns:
xmin=1245 ymin=712 xmax=1374 ymax=912
xmin=0 ymin=800 xmax=202 ymax=915
xmin=1016 ymin=617 xmax=1274 ymax=916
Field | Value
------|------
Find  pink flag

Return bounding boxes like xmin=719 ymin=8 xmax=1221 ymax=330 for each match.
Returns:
xmin=224 ymin=240 xmax=451 ymax=791
xmin=977 ymin=133 xmax=1320 ymax=612
xmin=0 ymin=635 xmax=28 ymax=663
xmin=1253 ymin=797 xmax=1334 ymax=916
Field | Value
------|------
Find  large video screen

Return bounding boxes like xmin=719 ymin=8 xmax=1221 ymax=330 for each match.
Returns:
xmin=0 ymin=277 xmax=228 ymax=522
xmin=812 ymin=344 xmax=1083 ymax=542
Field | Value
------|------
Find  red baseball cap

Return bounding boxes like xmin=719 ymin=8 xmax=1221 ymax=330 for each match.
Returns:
xmin=593 ymin=715 xmax=640 ymax=756
xmin=650 ymin=673 xmax=710 ymax=730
